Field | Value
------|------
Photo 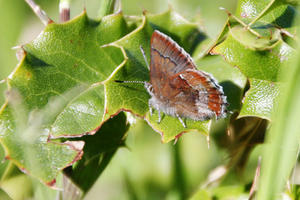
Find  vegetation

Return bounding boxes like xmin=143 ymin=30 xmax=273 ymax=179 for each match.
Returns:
xmin=0 ymin=0 xmax=299 ymax=199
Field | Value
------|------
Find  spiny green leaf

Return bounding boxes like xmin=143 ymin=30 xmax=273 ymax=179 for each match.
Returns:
xmin=212 ymin=26 xmax=294 ymax=82
xmin=236 ymin=0 xmax=295 ymax=27
xmin=0 ymin=11 xmax=130 ymax=185
xmin=229 ymin=25 xmax=281 ymax=50
xmin=257 ymin=13 xmax=300 ymax=199
xmin=14 ymin=12 xmax=129 ymax=138
xmin=212 ymin=24 xmax=294 ymax=119
xmin=64 ymin=112 xmax=129 ymax=193
xmin=239 ymin=79 xmax=280 ymax=120
xmin=235 ymin=0 xmax=297 ymax=40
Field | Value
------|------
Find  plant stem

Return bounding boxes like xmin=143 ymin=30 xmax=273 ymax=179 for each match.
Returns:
xmin=98 ymin=0 xmax=119 ymax=19
xmin=172 ymin=142 xmax=186 ymax=200
xmin=59 ymin=0 xmax=72 ymax=22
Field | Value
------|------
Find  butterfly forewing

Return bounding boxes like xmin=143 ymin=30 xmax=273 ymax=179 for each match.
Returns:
xmin=149 ymin=49 xmax=178 ymax=100
xmin=150 ymin=30 xmax=196 ymax=75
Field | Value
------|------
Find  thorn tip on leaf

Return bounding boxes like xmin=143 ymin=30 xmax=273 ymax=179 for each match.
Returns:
xmin=25 ymin=0 xmax=52 ymax=25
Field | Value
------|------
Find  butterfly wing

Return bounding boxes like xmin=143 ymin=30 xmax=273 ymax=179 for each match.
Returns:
xmin=150 ymin=30 xmax=196 ymax=76
xmin=177 ymin=69 xmax=227 ymax=119
xmin=149 ymin=30 xmax=197 ymax=102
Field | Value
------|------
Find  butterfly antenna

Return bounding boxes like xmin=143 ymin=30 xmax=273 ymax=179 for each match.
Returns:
xmin=114 ymin=80 xmax=146 ymax=84
xmin=140 ymin=46 xmax=150 ymax=70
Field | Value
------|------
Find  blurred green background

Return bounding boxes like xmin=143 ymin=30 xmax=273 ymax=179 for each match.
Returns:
xmin=0 ymin=0 xmax=261 ymax=199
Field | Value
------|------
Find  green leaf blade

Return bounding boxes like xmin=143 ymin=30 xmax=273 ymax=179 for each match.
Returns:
xmin=257 ymin=13 xmax=300 ymax=199
xmin=212 ymin=24 xmax=294 ymax=119
xmin=0 ymin=11 xmax=131 ymax=185
xmin=239 ymin=79 xmax=280 ymax=119
xmin=65 ymin=112 xmax=129 ymax=193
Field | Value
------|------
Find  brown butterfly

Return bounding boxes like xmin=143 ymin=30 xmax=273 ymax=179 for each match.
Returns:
xmin=116 ymin=30 xmax=227 ymax=127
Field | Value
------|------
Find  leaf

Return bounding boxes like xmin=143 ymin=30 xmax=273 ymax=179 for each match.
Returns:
xmin=212 ymin=26 xmax=294 ymax=81
xmin=235 ymin=0 xmax=297 ymax=42
xmin=0 ymin=189 xmax=12 ymax=200
xmin=212 ymin=185 xmax=247 ymax=199
xmin=0 ymin=11 xmax=130 ymax=185
xmin=32 ymin=173 xmax=64 ymax=200
xmin=257 ymin=13 xmax=300 ymax=199
xmin=0 ymin=84 xmax=6 ymax=107
xmin=212 ymin=25 xmax=294 ymax=119
xmin=189 ymin=189 xmax=211 ymax=200
xmin=105 ymin=9 xmax=223 ymax=143
xmin=189 ymin=185 xmax=247 ymax=200
xmin=1 ymin=173 xmax=33 ymax=200
xmin=239 ymin=79 xmax=280 ymax=120
xmin=0 ymin=142 xmax=9 ymax=180
xmin=64 ymin=112 xmax=129 ymax=194
xmin=0 ymin=154 xmax=33 ymax=199
xmin=229 ymin=26 xmax=281 ymax=50
xmin=235 ymin=0 xmax=295 ymax=27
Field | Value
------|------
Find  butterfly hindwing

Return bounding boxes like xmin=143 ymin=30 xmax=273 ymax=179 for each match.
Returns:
xmin=179 ymin=69 xmax=227 ymax=118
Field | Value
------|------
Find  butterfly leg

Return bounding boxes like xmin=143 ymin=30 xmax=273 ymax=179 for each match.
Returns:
xmin=149 ymin=101 xmax=153 ymax=116
xmin=176 ymin=114 xmax=186 ymax=128
xmin=157 ymin=110 xmax=161 ymax=123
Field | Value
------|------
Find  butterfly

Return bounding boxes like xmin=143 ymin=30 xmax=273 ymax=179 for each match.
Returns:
xmin=116 ymin=30 xmax=228 ymax=128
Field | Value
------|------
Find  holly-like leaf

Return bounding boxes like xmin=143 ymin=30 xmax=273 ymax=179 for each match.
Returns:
xmin=257 ymin=12 xmax=300 ymax=199
xmin=212 ymin=24 xmax=294 ymax=119
xmin=212 ymin=26 xmax=294 ymax=81
xmin=239 ymin=79 xmax=280 ymax=120
xmin=104 ymin=9 xmax=215 ymax=143
xmin=64 ymin=112 xmax=129 ymax=194
xmin=235 ymin=0 xmax=297 ymax=43
xmin=0 ymin=11 xmax=130 ymax=185
xmin=236 ymin=0 xmax=295 ymax=27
